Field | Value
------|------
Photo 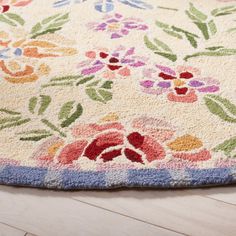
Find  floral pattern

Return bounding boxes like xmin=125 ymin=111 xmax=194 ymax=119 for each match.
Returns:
xmin=0 ymin=0 xmax=31 ymax=13
xmin=0 ymin=15 xmax=77 ymax=83
xmin=0 ymin=0 xmax=236 ymax=189
xmin=77 ymin=46 xmax=146 ymax=79
xmin=53 ymin=0 xmax=153 ymax=13
xmin=140 ymin=65 xmax=220 ymax=103
xmin=32 ymin=115 xmax=211 ymax=166
xmin=87 ymin=13 xmax=148 ymax=39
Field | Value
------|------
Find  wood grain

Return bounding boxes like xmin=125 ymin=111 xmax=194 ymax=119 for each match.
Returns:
xmin=0 ymin=186 xmax=181 ymax=236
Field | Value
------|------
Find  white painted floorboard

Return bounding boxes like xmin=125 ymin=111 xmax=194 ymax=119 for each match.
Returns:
xmin=199 ymin=187 xmax=236 ymax=205
xmin=71 ymin=188 xmax=236 ymax=236
xmin=0 ymin=185 xmax=235 ymax=236
xmin=0 ymin=186 xmax=181 ymax=236
xmin=0 ymin=223 xmax=26 ymax=236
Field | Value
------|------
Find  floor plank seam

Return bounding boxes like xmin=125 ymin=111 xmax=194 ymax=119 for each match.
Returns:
xmin=71 ymin=197 xmax=188 ymax=236
xmin=0 ymin=221 xmax=37 ymax=236
xmin=202 ymin=196 xmax=236 ymax=207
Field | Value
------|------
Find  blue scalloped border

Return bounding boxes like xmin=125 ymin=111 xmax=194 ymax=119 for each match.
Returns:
xmin=0 ymin=164 xmax=235 ymax=189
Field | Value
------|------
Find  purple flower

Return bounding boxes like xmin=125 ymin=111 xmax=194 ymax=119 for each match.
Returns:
xmin=140 ymin=65 xmax=220 ymax=103
xmin=77 ymin=46 xmax=147 ymax=79
xmin=87 ymin=13 xmax=148 ymax=39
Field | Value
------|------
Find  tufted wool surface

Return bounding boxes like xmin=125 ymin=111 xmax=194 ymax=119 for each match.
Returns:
xmin=0 ymin=0 xmax=236 ymax=189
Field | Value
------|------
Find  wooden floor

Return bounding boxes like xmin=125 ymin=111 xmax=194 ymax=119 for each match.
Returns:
xmin=0 ymin=185 xmax=235 ymax=236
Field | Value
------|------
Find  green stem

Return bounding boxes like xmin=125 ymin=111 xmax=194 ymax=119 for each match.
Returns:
xmin=157 ymin=6 xmax=178 ymax=11
xmin=41 ymin=82 xmax=73 ymax=88
xmin=41 ymin=119 xmax=66 ymax=137
xmin=0 ymin=118 xmax=31 ymax=131
xmin=0 ymin=108 xmax=21 ymax=115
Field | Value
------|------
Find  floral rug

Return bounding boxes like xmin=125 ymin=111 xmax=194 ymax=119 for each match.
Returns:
xmin=0 ymin=0 xmax=236 ymax=189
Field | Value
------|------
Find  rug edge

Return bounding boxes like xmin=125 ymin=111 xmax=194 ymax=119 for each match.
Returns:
xmin=0 ymin=164 xmax=235 ymax=190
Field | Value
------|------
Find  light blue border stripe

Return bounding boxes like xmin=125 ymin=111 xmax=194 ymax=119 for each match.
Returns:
xmin=0 ymin=165 xmax=235 ymax=189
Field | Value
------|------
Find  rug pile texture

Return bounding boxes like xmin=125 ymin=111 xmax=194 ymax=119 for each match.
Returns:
xmin=0 ymin=0 xmax=236 ymax=189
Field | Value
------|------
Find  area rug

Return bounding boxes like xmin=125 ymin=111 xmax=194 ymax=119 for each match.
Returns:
xmin=0 ymin=0 xmax=236 ymax=190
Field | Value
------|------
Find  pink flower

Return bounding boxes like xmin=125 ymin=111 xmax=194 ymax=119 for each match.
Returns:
xmin=140 ymin=65 xmax=220 ymax=103
xmin=77 ymin=46 xmax=146 ymax=79
xmin=31 ymin=116 xmax=211 ymax=167
xmin=87 ymin=13 xmax=148 ymax=39
xmin=0 ymin=0 xmax=31 ymax=13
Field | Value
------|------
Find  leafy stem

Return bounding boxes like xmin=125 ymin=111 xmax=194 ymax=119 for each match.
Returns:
xmin=41 ymin=119 xmax=66 ymax=137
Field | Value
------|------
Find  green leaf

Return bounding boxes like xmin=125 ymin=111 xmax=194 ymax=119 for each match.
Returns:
xmin=30 ymin=12 xmax=69 ymax=38
xmin=42 ymin=13 xmax=61 ymax=24
xmin=185 ymin=34 xmax=198 ymax=48
xmin=31 ymin=27 xmax=62 ymax=39
xmin=155 ymin=20 xmax=169 ymax=29
xmin=55 ymin=12 xmax=69 ymax=21
xmin=5 ymin=13 xmax=25 ymax=26
xmin=58 ymin=101 xmax=75 ymax=120
xmin=20 ymin=134 xmax=52 ymax=141
xmin=155 ymin=51 xmax=177 ymax=62
xmin=171 ymin=26 xmax=199 ymax=37
xmin=205 ymin=46 xmax=224 ymax=51
xmin=207 ymin=94 xmax=236 ymax=116
xmin=171 ymin=26 xmax=199 ymax=48
xmin=213 ymin=137 xmax=236 ymax=157
xmin=17 ymin=129 xmax=51 ymax=135
xmin=204 ymin=96 xmax=236 ymax=123
xmin=189 ymin=3 xmax=208 ymax=21
xmin=30 ymin=22 xmax=42 ymax=34
xmin=50 ymin=75 xmax=82 ymax=82
xmin=212 ymin=6 xmax=236 ymax=17
xmin=61 ymin=103 xmax=83 ymax=128
xmin=0 ymin=118 xmax=31 ymax=131
xmin=55 ymin=13 xmax=69 ymax=22
xmin=38 ymin=95 xmax=51 ymax=115
xmin=100 ymin=81 xmax=113 ymax=89
xmin=76 ymin=76 xmax=95 ymax=85
xmin=0 ymin=108 xmax=20 ymax=115
xmin=144 ymin=35 xmax=159 ymax=51
xmin=208 ymin=20 xmax=217 ymax=35
xmin=0 ymin=14 xmax=17 ymax=26
xmin=193 ymin=22 xmax=209 ymax=40
xmin=86 ymin=80 xmax=101 ymax=87
xmin=0 ymin=116 xmax=21 ymax=125
xmin=41 ymin=119 xmax=66 ymax=137
xmin=153 ymin=38 xmax=172 ymax=52
xmin=98 ymin=89 xmax=113 ymax=102
xmin=46 ymin=20 xmax=69 ymax=30
xmin=163 ymin=29 xmax=183 ymax=39
xmin=28 ymin=96 xmax=38 ymax=114
xmin=85 ymin=87 xmax=105 ymax=103
xmin=41 ymin=81 xmax=73 ymax=88
xmin=184 ymin=48 xmax=236 ymax=61
xmin=144 ymin=36 xmax=177 ymax=61
xmin=185 ymin=10 xmax=200 ymax=22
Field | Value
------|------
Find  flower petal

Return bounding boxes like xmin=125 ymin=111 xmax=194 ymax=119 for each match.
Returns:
xmin=172 ymin=149 xmax=211 ymax=162
xmin=167 ymin=135 xmax=203 ymax=152
xmin=57 ymin=140 xmax=88 ymax=164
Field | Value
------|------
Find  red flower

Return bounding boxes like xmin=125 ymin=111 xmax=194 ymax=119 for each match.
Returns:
xmin=32 ymin=117 xmax=175 ymax=165
xmin=0 ymin=0 xmax=32 ymax=13
xmin=31 ymin=116 xmax=211 ymax=166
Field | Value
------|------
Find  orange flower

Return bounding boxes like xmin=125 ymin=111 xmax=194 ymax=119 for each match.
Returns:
xmin=0 ymin=31 xmax=77 ymax=83
xmin=0 ymin=60 xmax=50 ymax=83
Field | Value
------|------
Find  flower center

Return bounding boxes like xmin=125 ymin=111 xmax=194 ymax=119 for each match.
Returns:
xmin=108 ymin=22 xmax=121 ymax=31
xmin=174 ymin=79 xmax=185 ymax=87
